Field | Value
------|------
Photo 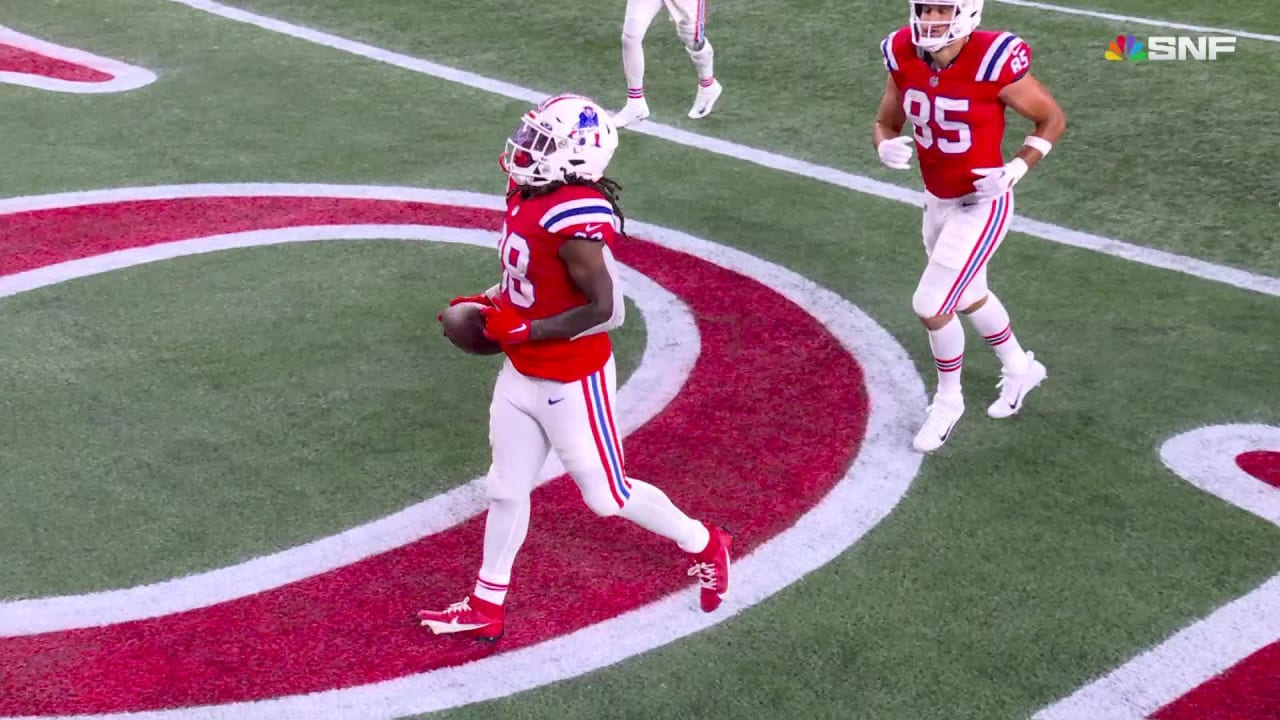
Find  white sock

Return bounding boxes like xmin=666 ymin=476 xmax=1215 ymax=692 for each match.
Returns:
xmin=928 ymin=317 xmax=965 ymax=398
xmin=474 ymin=496 xmax=530 ymax=606
xmin=687 ymin=38 xmax=715 ymax=83
xmin=618 ymin=479 xmax=709 ymax=553
xmin=622 ymin=32 xmax=646 ymax=98
xmin=963 ymin=294 xmax=1028 ymax=373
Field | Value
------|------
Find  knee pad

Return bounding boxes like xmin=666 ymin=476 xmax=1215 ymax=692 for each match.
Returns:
xmin=912 ymin=281 xmax=946 ymax=319
xmin=675 ymin=19 xmax=701 ymax=49
xmin=622 ymin=19 xmax=649 ymax=46
xmin=484 ymin=463 xmax=526 ymax=502
xmin=578 ymin=482 xmax=624 ymax=518
xmin=956 ymin=285 xmax=988 ymax=314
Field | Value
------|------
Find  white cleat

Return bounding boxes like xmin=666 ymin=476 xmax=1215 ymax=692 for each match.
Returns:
xmin=987 ymin=352 xmax=1048 ymax=419
xmin=687 ymin=80 xmax=722 ymax=119
xmin=612 ymin=98 xmax=650 ymax=128
xmin=913 ymin=394 xmax=965 ymax=453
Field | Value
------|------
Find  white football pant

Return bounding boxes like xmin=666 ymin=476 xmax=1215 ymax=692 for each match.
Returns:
xmin=486 ymin=355 xmax=633 ymax=517
xmin=912 ymin=190 xmax=1015 ymax=319
xmin=623 ymin=0 xmax=707 ymax=49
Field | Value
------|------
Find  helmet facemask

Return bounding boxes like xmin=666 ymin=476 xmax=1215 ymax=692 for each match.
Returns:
xmin=502 ymin=115 xmax=563 ymax=186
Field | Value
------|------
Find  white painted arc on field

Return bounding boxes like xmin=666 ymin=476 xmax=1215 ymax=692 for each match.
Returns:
xmin=0 ymin=185 xmax=927 ymax=720
xmin=0 ymin=222 xmax=701 ymax=636
xmin=1035 ymin=424 xmax=1280 ymax=719
xmin=0 ymin=25 xmax=158 ymax=93
xmin=167 ymin=0 xmax=1280 ymax=299
xmin=992 ymin=0 xmax=1280 ymax=43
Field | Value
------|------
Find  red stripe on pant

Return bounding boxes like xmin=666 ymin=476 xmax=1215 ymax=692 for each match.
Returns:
xmin=936 ymin=195 xmax=1005 ymax=317
xmin=595 ymin=369 xmax=630 ymax=489
xmin=947 ymin=196 xmax=1012 ymax=315
xmin=580 ymin=376 xmax=626 ymax=507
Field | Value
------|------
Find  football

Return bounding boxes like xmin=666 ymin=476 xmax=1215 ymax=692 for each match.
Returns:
xmin=440 ymin=301 xmax=503 ymax=355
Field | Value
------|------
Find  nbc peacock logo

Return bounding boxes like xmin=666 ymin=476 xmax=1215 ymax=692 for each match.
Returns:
xmin=1106 ymin=34 xmax=1147 ymax=61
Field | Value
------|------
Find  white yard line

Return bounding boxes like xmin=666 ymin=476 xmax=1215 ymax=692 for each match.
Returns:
xmin=993 ymin=0 xmax=1280 ymax=43
xmin=169 ymin=0 xmax=1280 ymax=299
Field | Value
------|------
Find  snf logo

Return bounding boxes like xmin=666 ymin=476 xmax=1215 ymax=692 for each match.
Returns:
xmin=1106 ymin=34 xmax=1237 ymax=62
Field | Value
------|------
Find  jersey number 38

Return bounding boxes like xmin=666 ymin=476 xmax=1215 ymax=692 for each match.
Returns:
xmin=498 ymin=227 xmax=535 ymax=308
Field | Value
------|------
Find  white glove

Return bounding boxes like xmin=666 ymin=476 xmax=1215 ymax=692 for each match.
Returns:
xmin=876 ymin=136 xmax=914 ymax=170
xmin=971 ymin=158 xmax=1029 ymax=200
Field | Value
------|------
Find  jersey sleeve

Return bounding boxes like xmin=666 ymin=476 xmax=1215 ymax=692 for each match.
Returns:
xmin=975 ymin=33 xmax=1031 ymax=85
xmin=879 ymin=31 xmax=899 ymax=73
xmin=880 ymin=27 xmax=914 ymax=80
xmin=537 ymin=191 xmax=619 ymax=245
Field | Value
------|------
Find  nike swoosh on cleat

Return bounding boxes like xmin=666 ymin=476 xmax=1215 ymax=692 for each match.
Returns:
xmin=939 ymin=417 xmax=961 ymax=442
xmin=422 ymin=618 xmax=491 ymax=633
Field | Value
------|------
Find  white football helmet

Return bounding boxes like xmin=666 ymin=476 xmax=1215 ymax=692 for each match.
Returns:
xmin=910 ymin=0 xmax=983 ymax=52
xmin=500 ymin=94 xmax=619 ymax=186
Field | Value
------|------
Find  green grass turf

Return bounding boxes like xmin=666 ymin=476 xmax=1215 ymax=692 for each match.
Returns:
xmin=0 ymin=0 xmax=1276 ymax=717
xmin=0 ymin=239 xmax=643 ymax=597
xmin=216 ymin=0 xmax=1280 ymax=275
xmin=1042 ymin=0 xmax=1280 ymax=36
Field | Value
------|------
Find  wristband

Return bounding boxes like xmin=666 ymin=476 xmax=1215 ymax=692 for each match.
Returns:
xmin=1023 ymin=135 xmax=1053 ymax=157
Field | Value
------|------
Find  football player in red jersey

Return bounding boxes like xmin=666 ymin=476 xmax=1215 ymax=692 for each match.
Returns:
xmin=872 ymin=0 xmax=1066 ymax=452
xmin=418 ymin=94 xmax=731 ymax=641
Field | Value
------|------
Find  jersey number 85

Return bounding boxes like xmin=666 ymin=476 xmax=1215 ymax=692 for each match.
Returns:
xmin=902 ymin=89 xmax=973 ymax=155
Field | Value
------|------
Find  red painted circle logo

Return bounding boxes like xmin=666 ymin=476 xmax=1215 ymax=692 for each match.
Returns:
xmin=0 ymin=184 xmax=924 ymax=718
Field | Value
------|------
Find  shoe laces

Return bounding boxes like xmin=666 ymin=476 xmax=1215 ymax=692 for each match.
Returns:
xmin=444 ymin=597 xmax=473 ymax=615
xmin=995 ymin=366 xmax=1027 ymax=399
xmin=996 ymin=353 xmax=1036 ymax=391
xmin=688 ymin=561 xmax=717 ymax=589
xmin=922 ymin=399 xmax=960 ymax=426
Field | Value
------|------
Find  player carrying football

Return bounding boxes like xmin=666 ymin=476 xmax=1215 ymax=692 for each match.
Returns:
xmin=872 ymin=0 xmax=1066 ymax=452
xmin=612 ymin=0 xmax=723 ymax=127
xmin=418 ymin=94 xmax=732 ymax=641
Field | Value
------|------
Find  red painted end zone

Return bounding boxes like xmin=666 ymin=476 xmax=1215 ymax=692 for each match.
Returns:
xmin=1153 ymin=449 xmax=1280 ymax=720
xmin=0 ymin=43 xmax=113 ymax=82
xmin=0 ymin=196 xmax=869 ymax=715
xmin=1154 ymin=641 xmax=1280 ymax=720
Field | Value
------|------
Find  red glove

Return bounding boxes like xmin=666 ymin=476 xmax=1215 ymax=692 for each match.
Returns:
xmin=437 ymin=292 xmax=494 ymax=324
xmin=449 ymin=293 xmax=494 ymax=308
xmin=481 ymin=300 xmax=532 ymax=345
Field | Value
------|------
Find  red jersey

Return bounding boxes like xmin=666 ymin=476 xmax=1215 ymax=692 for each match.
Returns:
xmin=496 ymin=181 xmax=618 ymax=382
xmin=881 ymin=27 xmax=1031 ymax=198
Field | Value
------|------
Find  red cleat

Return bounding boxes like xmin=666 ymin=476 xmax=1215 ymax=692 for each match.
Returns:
xmin=688 ymin=524 xmax=732 ymax=612
xmin=417 ymin=595 xmax=504 ymax=642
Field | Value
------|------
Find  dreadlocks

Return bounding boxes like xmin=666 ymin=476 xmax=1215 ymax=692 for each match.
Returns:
xmin=509 ymin=175 xmax=627 ymax=238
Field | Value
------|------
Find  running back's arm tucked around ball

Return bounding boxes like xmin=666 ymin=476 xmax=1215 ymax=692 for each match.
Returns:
xmin=529 ymin=237 xmax=624 ymax=342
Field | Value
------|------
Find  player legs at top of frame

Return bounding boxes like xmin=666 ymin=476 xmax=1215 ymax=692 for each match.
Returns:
xmin=418 ymin=94 xmax=732 ymax=641
xmin=871 ymin=0 xmax=1066 ymax=452
xmin=614 ymin=0 xmax=723 ymax=127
